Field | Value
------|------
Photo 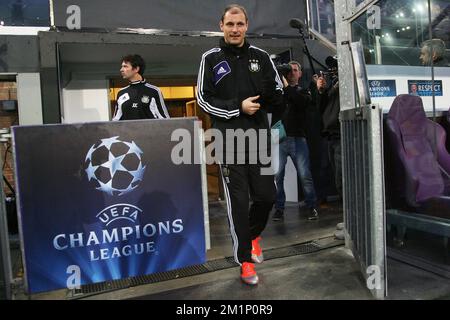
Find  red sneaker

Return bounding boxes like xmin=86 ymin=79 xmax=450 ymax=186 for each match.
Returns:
xmin=240 ymin=262 xmax=259 ymax=285
xmin=251 ymin=236 xmax=264 ymax=263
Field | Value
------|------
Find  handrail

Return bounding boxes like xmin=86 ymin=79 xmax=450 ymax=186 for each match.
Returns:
xmin=309 ymin=28 xmax=337 ymax=53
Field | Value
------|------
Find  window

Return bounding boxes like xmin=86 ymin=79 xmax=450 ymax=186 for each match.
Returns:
xmin=0 ymin=0 xmax=49 ymax=27
xmin=308 ymin=0 xmax=337 ymax=43
xmin=352 ymin=0 xmax=449 ymax=66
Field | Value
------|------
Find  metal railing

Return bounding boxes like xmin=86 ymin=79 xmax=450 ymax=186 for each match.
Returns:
xmin=341 ymin=105 xmax=387 ymax=299
xmin=0 ymin=128 xmax=12 ymax=300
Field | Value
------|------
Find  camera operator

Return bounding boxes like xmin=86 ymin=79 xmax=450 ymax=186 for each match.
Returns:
xmin=313 ymin=55 xmax=342 ymax=215
xmin=272 ymin=61 xmax=319 ymax=222
xmin=313 ymin=56 xmax=341 ymax=194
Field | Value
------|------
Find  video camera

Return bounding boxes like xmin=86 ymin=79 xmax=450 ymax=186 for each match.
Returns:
xmin=275 ymin=63 xmax=293 ymax=78
xmin=320 ymin=55 xmax=338 ymax=80
xmin=270 ymin=53 xmax=292 ymax=79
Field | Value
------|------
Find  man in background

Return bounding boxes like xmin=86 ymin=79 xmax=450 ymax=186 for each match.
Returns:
xmin=113 ymin=54 xmax=169 ymax=121
xmin=272 ymin=61 xmax=319 ymax=222
xmin=420 ymin=39 xmax=449 ymax=67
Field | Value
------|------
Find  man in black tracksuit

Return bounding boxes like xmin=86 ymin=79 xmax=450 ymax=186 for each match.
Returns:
xmin=197 ymin=4 xmax=284 ymax=285
xmin=113 ymin=54 xmax=169 ymax=121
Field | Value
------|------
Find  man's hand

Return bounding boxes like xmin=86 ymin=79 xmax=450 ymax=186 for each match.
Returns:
xmin=241 ymin=95 xmax=261 ymax=115
xmin=316 ymin=76 xmax=327 ymax=93
xmin=282 ymin=76 xmax=289 ymax=88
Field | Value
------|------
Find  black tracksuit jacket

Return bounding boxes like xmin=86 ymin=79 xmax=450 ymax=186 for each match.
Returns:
xmin=113 ymin=79 xmax=170 ymax=121
xmin=197 ymin=38 xmax=285 ymax=161
xmin=271 ymin=85 xmax=312 ymax=138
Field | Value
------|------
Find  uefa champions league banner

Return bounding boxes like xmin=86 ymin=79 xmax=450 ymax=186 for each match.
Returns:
xmin=12 ymin=119 xmax=206 ymax=293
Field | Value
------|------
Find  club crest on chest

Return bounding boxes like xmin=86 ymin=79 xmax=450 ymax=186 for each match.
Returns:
xmin=141 ymin=95 xmax=150 ymax=104
xmin=249 ymin=59 xmax=260 ymax=72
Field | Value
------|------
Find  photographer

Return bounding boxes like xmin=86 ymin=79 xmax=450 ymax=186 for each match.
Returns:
xmin=272 ymin=61 xmax=319 ymax=222
xmin=313 ymin=55 xmax=344 ymax=239
xmin=313 ymin=56 xmax=342 ymax=199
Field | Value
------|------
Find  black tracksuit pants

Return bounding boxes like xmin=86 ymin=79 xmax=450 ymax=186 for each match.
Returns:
xmin=220 ymin=163 xmax=276 ymax=265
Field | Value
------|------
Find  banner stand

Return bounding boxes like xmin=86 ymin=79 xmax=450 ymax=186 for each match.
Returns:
xmin=0 ymin=140 xmax=13 ymax=300
xmin=198 ymin=121 xmax=211 ymax=250
xmin=13 ymin=118 xmax=207 ymax=294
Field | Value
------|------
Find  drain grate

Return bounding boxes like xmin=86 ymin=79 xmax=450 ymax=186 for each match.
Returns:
xmin=69 ymin=236 xmax=342 ymax=299
xmin=129 ymin=264 xmax=210 ymax=286
xmin=264 ymin=242 xmax=321 ymax=260
xmin=204 ymin=258 xmax=239 ymax=272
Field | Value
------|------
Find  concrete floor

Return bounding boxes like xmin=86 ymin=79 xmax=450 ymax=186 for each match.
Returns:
xmin=92 ymin=246 xmax=372 ymax=300
xmin=82 ymin=248 xmax=450 ymax=300
xmin=387 ymin=256 xmax=450 ymax=300
xmin=206 ymin=200 xmax=343 ymax=260
xmin=80 ymin=249 xmax=450 ymax=300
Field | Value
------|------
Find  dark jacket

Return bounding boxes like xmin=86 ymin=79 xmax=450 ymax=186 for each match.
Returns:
xmin=433 ymin=57 xmax=450 ymax=67
xmin=272 ymin=85 xmax=312 ymax=137
xmin=197 ymin=38 xmax=284 ymax=160
xmin=317 ymin=78 xmax=341 ymax=139
xmin=113 ymin=79 xmax=169 ymax=121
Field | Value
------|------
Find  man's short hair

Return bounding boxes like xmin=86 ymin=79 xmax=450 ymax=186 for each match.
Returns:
xmin=221 ymin=4 xmax=248 ymax=22
xmin=421 ymin=39 xmax=446 ymax=60
xmin=122 ymin=54 xmax=146 ymax=76
xmin=289 ymin=61 xmax=302 ymax=70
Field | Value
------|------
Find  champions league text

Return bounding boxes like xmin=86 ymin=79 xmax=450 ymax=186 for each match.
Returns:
xmin=53 ymin=218 xmax=184 ymax=261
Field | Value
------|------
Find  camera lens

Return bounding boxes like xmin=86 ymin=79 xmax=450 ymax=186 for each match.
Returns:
xmin=276 ymin=63 xmax=292 ymax=78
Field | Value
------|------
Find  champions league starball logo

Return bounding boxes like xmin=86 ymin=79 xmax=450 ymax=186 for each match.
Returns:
xmin=84 ymin=136 xmax=146 ymax=196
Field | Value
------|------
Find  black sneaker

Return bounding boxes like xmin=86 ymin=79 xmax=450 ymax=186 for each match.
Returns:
xmin=272 ymin=209 xmax=284 ymax=221
xmin=308 ymin=208 xmax=319 ymax=221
